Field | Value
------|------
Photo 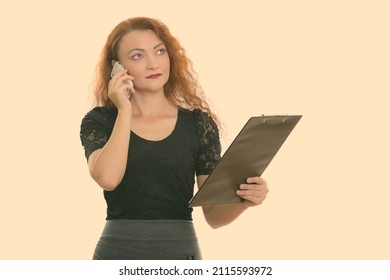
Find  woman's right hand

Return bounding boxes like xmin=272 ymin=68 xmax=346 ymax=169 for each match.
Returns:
xmin=108 ymin=69 xmax=135 ymax=111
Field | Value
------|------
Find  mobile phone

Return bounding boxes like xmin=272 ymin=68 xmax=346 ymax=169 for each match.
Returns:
xmin=111 ymin=61 xmax=134 ymax=88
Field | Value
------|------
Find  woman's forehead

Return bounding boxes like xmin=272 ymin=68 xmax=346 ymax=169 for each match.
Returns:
xmin=119 ymin=30 xmax=162 ymax=50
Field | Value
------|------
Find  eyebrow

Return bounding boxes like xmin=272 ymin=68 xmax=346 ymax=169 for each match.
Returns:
xmin=126 ymin=42 xmax=165 ymax=56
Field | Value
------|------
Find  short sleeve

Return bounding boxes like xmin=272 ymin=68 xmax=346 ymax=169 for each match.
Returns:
xmin=194 ymin=109 xmax=222 ymax=176
xmin=79 ymin=107 xmax=112 ymax=161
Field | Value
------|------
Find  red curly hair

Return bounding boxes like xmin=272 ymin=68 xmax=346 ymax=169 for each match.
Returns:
xmin=92 ymin=17 xmax=219 ymax=125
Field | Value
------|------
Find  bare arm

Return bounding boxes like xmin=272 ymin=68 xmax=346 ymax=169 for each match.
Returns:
xmin=197 ymin=175 xmax=269 ymax=229
xmin=88 ymin=109 xmax=131 ymax=191
xmin=88 ymin=68 xmax=135 ymax=191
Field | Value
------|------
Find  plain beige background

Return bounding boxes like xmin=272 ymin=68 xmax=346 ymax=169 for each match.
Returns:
xmin=0 ymin=0 xmax=389 ymax=259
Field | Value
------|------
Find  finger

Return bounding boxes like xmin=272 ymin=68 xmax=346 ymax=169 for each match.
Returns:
xmin=239 ymin=184 xmax=257 ymax=190
xmin=115 ymin=68 xmax=128 ymax=76
xmin=236 ymin=189 xmax=262 ymax=197
xmin=117 ymin=74 xmax=132 ymax=85
xmin=124 ymin=79 xmax=134 ymax=86
xmin=246 ymin=176 xmax=266 ymax=185
xmin=120 ymin=78 xmax=136 ymax=94
xmin=239 ymin=183 xmax=267 ymax=191
xmin=124 ymin=89 xmax=131 ymax=99
xmin=240 ymin=189 xmax=268 ymax=199
xmin=108 ymin=83 xmax=130 ymax=100
xmin=129 ymin=85 xmax=136 ymax=94
xmin=239 ymin=195 xmax=265 ymax=206
xmin=110 ymin=77 xmax=133 ymax=94
xmin=110 ymin=69 xmax=128 ymax=83
xmin=124 ymin=83 xmax=136 ymax=96
xmin=110 ymin=69 xmax=128 ymax=84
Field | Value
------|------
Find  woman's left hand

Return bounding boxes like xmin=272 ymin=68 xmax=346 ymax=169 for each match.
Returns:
xmin=236 ymin=177 xmax=269 ymax=208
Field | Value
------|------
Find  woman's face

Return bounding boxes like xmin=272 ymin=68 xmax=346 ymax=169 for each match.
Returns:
xmin=117 ymin=30 xmax=170 ymax=94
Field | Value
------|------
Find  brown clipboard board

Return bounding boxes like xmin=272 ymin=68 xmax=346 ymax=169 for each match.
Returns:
xmin=188 ymin=115 xmax=302 ymax=207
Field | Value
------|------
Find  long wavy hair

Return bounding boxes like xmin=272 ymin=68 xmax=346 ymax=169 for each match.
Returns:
xmin=92 ymin=17 xmax=219 ymax=126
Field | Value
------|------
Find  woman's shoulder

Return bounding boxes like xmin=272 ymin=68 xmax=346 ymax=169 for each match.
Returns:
xmin=179 ymin=107 xmax=219 ymax=137
xmin=83 ymin=106 xmax=117 ymax=119
xmin=84 ymin=106 xmax=117 ymax=117
xmin=179 ymin=107 xmax=211 ymax=121
xmin=81 ymin=106 xmax=118 ymax=128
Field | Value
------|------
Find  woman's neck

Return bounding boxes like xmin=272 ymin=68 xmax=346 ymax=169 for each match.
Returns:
xmin=129 ymin=91 xmax=177 ymax=117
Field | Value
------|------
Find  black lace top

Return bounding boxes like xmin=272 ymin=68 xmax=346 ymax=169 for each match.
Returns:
xmin=79 ymin=107 xmax=221 ymax=220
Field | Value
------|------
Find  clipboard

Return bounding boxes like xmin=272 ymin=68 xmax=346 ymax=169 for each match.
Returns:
xmin=188 ymin=115 xmax=302 ymax=207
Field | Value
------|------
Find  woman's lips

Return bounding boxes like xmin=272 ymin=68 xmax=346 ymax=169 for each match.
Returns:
xmin=146 ymin=73 xmax=162 ymax=79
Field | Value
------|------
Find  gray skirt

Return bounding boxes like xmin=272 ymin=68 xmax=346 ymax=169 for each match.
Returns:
xmin=92 ymin=219 xmax=202 ymax=260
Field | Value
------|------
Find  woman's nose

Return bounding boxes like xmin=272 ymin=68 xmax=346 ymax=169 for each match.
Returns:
xmin=146 ymin=56 xmax=160 ymax=70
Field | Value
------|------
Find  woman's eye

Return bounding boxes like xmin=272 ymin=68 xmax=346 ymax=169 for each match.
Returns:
xmin=131 ymin=54 xmax=142 ymax=60
xmin=156 ymin=48 xmax=166 ymax=55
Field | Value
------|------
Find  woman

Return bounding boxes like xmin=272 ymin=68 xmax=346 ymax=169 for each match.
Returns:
xmin=80 ymin=17 xmax=268 ymax=260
